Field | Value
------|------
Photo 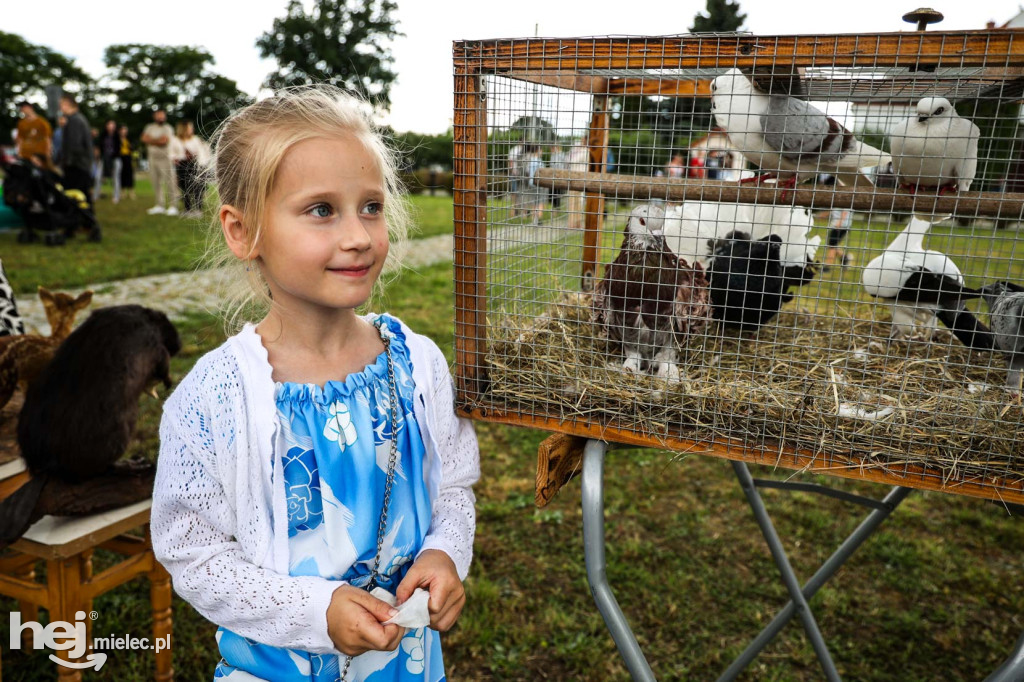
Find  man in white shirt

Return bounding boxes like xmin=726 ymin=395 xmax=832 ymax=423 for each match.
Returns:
xmin=141 ymin=109 xmax=180 ymax=216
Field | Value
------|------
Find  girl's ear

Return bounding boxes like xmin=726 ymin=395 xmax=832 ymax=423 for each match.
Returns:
xmin=220 ymin=204 xmax=258 ymax=261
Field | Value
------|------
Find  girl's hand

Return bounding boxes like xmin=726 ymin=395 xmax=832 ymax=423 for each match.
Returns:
xmin=395 ymin=550 xmax=465 ymax=632
xmin=326 ymin=584 xmax=406 ymax=656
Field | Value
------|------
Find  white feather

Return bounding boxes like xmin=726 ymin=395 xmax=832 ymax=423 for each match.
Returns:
xmin=745 ymin=205 xmax=821 ymax=269
xmin=661 ymin=203 xmax=719 ymax=268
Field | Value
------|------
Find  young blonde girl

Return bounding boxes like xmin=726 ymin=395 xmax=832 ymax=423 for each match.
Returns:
xmin=151 ymin=86 xmax=480 ymax=681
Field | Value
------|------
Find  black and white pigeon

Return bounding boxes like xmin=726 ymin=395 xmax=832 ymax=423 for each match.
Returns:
xmin=662 ymin=202 xmax=821 ymax=271
xmin=861 ymin=216 xmax=991 ymax=346
xmin=888 ymin=97 xmax=980 ymax=194
xmin=705 ymin=230 xmax=817 ymax=331
xmin=710 ymin=68 xmax=890 ymax=190
xmin=592 ymin=205 xmax=712 ymax=380
xmin=980 ymin=282 xmax=1024 ymax=391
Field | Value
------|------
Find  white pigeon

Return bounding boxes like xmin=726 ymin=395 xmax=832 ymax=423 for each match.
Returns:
xmin=861 ymin=216 xmax=983 ymax=340
xmin=662 ymin=201 xmax=820 ymax=270
xmin=745 ymin=205 xmax=822 ymax=270
xmin=888 ymin=96 xmax=980 ymax=194
xmin=711 ymin=68 xmax=891 ymax=189
xmin=661 ymin=202 xmax=729 ymax=269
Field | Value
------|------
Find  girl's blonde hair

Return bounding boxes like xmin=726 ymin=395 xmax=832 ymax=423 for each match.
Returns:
xmin=203 ymin=85 xmax=410 ymax=328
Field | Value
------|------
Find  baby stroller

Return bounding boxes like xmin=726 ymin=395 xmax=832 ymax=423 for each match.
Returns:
xmin=1 ymin=158 xmax=100 ymax=245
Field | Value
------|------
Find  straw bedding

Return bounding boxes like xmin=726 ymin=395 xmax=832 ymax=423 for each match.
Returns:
xmin=480 ymin=293 xmax=1024 ymax=488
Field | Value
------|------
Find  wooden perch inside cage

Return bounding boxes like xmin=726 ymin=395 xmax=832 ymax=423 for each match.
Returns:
xmin=534 ymin=168 xmax=1024 ymax=220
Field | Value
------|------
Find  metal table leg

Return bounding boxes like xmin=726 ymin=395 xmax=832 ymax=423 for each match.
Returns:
xmin=730 ymin=461 xmax=842 ymax=682
xmin=718 ymin=484 xmax=911 ymax=681
xmin=581 ymin=439 xmax=656 ymax=682
xmin=986 ymin=631 xmax=1024 ymax=681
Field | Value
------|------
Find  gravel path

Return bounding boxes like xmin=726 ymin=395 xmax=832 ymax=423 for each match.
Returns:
xmin=16 ymin=215 xmax=584 ymax=334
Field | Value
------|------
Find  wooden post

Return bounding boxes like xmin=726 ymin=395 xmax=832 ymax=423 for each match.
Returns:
xmin=453 ymin=53 xmax=490 ymax=401
xmin=46 ymin=557 xmax=84 ymax=681
xmin=150 ymin=561 xmax=174 ymax=681
xmin=14 ymin=558 xmax=39 ymax=650
xmin=79 ymin=549 xmax=93 ymax=650
xmin=582 ymin=95 xmax=610 ymax=290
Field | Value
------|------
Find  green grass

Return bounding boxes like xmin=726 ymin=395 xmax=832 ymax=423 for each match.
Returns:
xmin=3 ymin=203 xmax=1024 ymax=680
xmin=1 ymin=179 xmax=454 ymax=294
xmin=407 ymin=193 xmax=454 ymax=239
xmin=1 ymin=178 xmax=211 ymax=295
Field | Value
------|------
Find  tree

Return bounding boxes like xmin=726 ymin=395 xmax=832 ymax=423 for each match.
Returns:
xmin=388 ymin=130 xmax=454 ymax=170
xmin=691 ymin=0 xmax=747 ymax=33
xmin=0 ymin=31 xmax=91 ymax=136
xmin=257 ymin=0 xmax=402 ymax=106
xmin=102 ymin=44 xmax=250 ymax=139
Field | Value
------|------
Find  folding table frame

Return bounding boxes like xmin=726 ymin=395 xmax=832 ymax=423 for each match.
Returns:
xmin=579 ymin=439 xmax=1024 ymax=681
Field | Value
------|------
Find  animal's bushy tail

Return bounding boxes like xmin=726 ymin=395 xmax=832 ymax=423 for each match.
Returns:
xmin=0 ymin=474 xmax=47 ymax=549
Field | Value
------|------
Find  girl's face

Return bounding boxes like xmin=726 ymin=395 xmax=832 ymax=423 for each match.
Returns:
xmin=255 ymin=134 xmax=389 ymax=317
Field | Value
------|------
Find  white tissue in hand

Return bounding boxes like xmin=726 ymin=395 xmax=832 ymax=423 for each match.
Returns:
xmin=369 ymin=587 xmax=431 ymax=628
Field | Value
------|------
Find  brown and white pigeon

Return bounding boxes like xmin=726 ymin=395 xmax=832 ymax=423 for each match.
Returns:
xmin=592 ymin=204 xmax=712 ymax=381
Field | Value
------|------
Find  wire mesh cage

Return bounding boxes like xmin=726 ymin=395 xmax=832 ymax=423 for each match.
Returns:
xmin=452 ymin=30 xmax=1024 ymax=505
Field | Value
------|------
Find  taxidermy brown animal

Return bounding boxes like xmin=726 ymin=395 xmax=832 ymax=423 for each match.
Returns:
xmin=592 ymin=204 xmax=712 ymax=381
xmin=0 ymin=287 xmax=93 ymax=409
xmin=0 ymin=305 xmax=181 ymax=547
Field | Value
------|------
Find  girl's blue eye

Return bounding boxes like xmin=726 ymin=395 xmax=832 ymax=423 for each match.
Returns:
xmin=364 ymin=201 xmax=383 ymax=216
xmin=310 ymin=204 xmax=331 ymax=218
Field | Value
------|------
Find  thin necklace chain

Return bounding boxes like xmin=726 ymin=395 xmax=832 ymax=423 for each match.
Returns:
xmin=339 ymin=321 xmax=401 ymax=682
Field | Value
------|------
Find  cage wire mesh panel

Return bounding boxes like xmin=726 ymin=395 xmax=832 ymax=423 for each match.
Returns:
xmin=452 ymin=32 xmax=1024 ymax=505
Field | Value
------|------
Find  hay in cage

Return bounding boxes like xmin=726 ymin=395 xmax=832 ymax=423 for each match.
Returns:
xmin=481 ymin=292 xmax=1024 ymax=489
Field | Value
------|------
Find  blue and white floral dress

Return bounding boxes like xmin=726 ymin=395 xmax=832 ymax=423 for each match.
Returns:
xmin=214 ymin=315 xmax=446 ymax=682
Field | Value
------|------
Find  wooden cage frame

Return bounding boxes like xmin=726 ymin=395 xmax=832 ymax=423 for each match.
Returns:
xmin=452 ymin=30 xmax=1024 ymax=506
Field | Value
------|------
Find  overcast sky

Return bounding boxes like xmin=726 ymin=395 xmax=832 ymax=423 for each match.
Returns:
xmin=5 ymin=0 xmax=1023 ymax=134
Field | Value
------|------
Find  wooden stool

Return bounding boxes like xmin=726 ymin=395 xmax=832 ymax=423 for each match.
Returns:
xmin=0 ymin=459 xmax=174 ymax=681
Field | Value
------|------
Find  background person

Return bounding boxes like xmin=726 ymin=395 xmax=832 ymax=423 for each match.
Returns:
xmin=118 ymin=124 xmax=136 ymax=200
xmin=141 ymin=109 xmax=179 ymax=215
xmin=94 ymin=120 xmax=123 ymax=203
xmin=173 ymin=121 xmax=211 ymax=218
xmin=51 ymin=114 xmax=66 ymax=164
xmin=16 ymin=101 xmax=52 ymax=161
xmin=665 ymin=151 xmax=686 ymax=179
xmin=58 ymin=94 xmax=93 ymax=212
xmin=566 ymin=138 xmax=589 ymax=229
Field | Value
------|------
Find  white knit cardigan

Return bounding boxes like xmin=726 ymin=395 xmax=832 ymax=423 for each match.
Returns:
xmin=151 ymin=314 xmax=480 ymax=654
